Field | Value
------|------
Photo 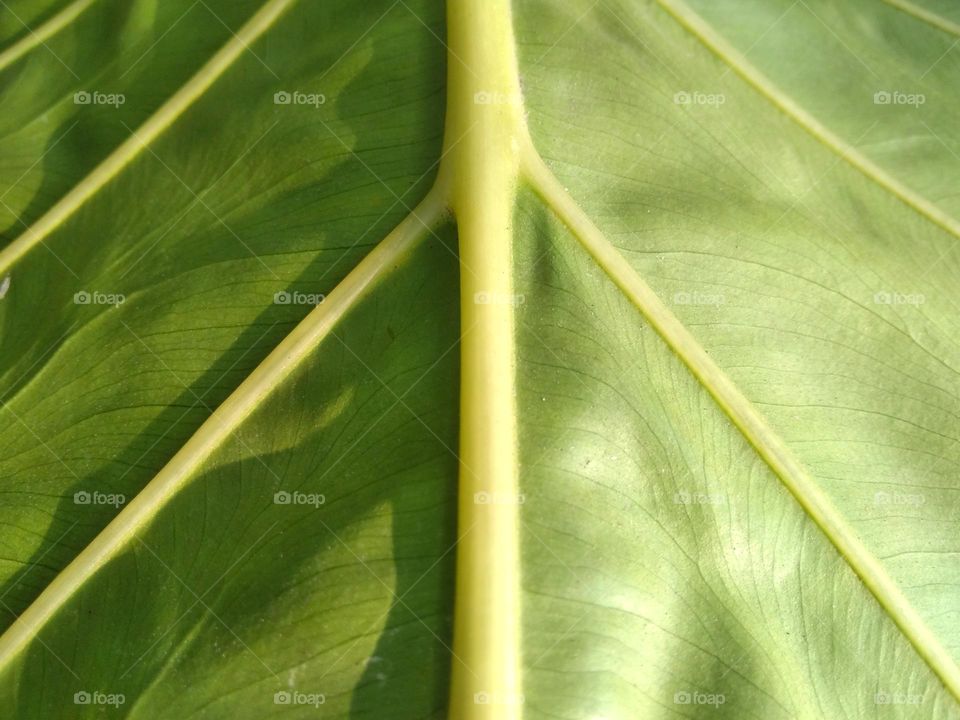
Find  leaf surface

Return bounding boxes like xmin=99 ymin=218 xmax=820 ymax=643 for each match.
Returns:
xmin=0 ymin=0 xmax=958 ymax=718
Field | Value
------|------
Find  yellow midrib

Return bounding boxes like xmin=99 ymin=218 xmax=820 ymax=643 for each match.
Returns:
xmin=443 ymin=1 xmax=526 ymax=717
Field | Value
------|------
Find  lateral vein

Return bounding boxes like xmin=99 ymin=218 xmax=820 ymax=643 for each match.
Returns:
xmin=0 ymin=0 xmax=97 ymax=73
xmin=0 ymin=186 xmax=449 ymax=671
xmin=0 ymin=0 xmax=300 ymax=276
xmin=880 ymin=0 xmax=960 ymax=37
xmin=522 ymin=146 xmax=960 ymax=704
xmin=655 ymin=0 xmax=960 ymax=243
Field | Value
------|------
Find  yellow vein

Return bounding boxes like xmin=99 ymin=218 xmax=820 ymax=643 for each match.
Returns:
xmin=880 ymin=0 xmax=960 ymax=37
xmin=0 ymin=184 xmax=449 ymax=671
xmin=0 ymin=0 xmax=96 ymax=73
xmin=0 ymin=0 xmax=299 ymax=276
xmin=522 ymin=146 xmax=960 ymax=704
xmin=443 ymin=0 xmax=525 ymax=716
xmin=655 ymin=0 xmax=960 ymax=243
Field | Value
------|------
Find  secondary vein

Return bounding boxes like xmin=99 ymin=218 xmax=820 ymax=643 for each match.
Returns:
xmin=0 ymin=0 xmax=97 ymax=74
xmin=880 ymin=0 xmax=960 ymax=37
xmin=522 ymin=146 xmax=960 ymax=704
xmin=0 ymin=185 xmax=449 ymax=672
xmin=0 ymin=0 xmax=300 ymax=276
xmin=655 ymin=0 xmax=960 ymax=243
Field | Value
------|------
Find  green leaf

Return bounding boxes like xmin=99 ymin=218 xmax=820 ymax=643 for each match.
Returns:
xmin=0 ymin=0 xmax=958 ymax=718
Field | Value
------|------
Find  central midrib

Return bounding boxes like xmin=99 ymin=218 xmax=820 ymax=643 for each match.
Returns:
xmin=442 ymin=0 xmax=527 ymax=716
